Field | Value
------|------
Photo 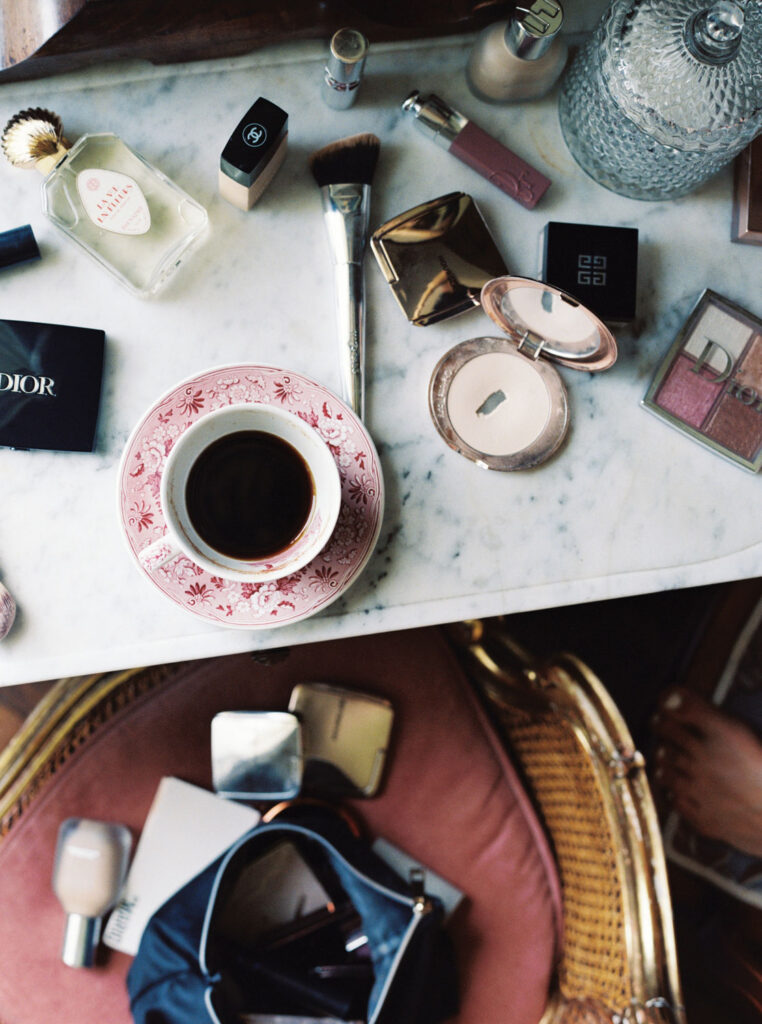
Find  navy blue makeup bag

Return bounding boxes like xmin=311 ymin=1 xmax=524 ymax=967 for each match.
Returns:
xmin=127 ymin=805 xmax=458 ymax=1024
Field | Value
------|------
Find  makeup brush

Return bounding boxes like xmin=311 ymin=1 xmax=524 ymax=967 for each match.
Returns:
xmin=309 ymin=132 xmax=380 ymax=420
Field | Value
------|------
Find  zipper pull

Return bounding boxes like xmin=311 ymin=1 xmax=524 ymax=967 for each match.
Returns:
xmin=409 ymin=867 xmax=433 ymax=915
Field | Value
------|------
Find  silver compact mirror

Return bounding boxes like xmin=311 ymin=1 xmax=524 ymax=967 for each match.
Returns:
xmin=211 ymin=711 xmax=302 ymax=800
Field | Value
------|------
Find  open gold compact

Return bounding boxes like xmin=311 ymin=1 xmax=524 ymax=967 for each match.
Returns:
xmin=429 ymin=276 xmax=618 ymax=470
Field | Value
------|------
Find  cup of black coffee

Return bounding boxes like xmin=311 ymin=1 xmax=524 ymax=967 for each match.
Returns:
xmin=138 ymin=404 xmax=341 ymax=581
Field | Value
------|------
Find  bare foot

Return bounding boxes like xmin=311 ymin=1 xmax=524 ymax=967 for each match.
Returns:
xmin=653 ymin=689 xmax=762 ymax=858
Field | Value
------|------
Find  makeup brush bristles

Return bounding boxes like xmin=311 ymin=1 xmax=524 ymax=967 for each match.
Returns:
xmin=309 ymin=132 xmax=380 ymax=187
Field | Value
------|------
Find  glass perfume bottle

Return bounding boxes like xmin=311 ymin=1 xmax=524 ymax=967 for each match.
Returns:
xmin=466 ymin=0 xmax=568 ymax=104
xmin=558 ymin=1 xmax=762 ymax=201
xmin=2 ymin=109 xmax=208 ymax=295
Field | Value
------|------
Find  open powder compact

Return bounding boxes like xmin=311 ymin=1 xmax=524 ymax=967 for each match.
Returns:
xmin=429 ymin=276 xmax=617 ymax=470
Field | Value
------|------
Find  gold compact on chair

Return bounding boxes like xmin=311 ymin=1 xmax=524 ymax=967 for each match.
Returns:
xmin=446 ymin=618 xmax=686 ymax=1024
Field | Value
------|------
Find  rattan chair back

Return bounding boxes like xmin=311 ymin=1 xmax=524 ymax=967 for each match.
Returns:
xmin=447 ymin=619 xmax=686 ymax=1024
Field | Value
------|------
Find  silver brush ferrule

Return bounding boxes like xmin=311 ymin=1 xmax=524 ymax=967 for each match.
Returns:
xmin=319 ymin=182 xmax=371 ymax=418
xmin=319 ymin=183 xmax=371 ymax=264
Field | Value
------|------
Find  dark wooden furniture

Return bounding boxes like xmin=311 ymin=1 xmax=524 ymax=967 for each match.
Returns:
xmin=0 ymin=0 xmax=511 ymax=82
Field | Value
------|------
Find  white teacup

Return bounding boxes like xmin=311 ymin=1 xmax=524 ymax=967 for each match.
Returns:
xmin=138 ymin=404 xmax=341 ymax=582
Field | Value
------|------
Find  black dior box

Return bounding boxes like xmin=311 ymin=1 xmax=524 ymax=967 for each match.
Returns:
xmin=540 ymin=221 xmax=639 ymax=323
xmin=0 ymin=318 xmax=105 ymax=451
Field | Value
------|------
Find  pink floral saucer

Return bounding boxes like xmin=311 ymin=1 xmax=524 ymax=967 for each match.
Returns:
xmin=118 ymin=365 xmax=384 ymax=629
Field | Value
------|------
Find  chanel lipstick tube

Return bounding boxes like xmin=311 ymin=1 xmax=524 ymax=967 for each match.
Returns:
xmin=401 ymin=90 xmax=550 ymax=210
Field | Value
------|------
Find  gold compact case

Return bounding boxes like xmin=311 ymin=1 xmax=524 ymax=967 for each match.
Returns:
xmin=288 ymin=683 xmax=394 ymax=797
xmin=429 ymin=276 xmax=618 ymax=471
xmin=370 ymin=191 xmax=509 ymax=326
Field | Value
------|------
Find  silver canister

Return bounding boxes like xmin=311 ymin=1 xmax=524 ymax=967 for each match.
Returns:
xmin=323 ymin=28 xmax=368 ymax=109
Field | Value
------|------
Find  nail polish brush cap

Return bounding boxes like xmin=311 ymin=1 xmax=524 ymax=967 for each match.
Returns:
xmin=505 ymin=1 xmax=564 ymax=60
xmin=0 ymin=224 xmax=40 ymax=270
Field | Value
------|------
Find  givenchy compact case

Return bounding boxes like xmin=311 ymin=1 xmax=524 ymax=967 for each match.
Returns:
xmin=540 ymin=221 xmax=639 ymax=324
xmin=429 ymin=276 xmax=617 ymax=470
xmin=219 ymin=97 xmax=289 ymax=210
xmin=643 ymin=289 xmax=762 ymax=472
xmin=0 ymin=318 xmax=105 ymax=452
xmin=370 ymin=192 xmax=509 ymax=326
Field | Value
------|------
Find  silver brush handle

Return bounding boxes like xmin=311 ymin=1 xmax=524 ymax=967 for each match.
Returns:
xmin=320 ymin=183 xmax=370 ymax=420
xmin=332 ymin=260 xmax=365 ymax=419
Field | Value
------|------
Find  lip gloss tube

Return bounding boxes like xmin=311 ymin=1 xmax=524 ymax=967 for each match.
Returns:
xmin=401 ymin=90 xmax=550 ymax=210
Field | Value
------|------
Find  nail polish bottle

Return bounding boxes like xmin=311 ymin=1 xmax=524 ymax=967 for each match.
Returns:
xmin=466 ymin=0 xmax=567 ymax=104
xmin=52 ymin=818 xmax=132 ymax=967
xmin=1 ymin=109 xmax=208 ymax=296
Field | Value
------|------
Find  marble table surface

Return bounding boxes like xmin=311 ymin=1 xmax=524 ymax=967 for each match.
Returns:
xmin=0 ymin=29 xmax=761 ymax=685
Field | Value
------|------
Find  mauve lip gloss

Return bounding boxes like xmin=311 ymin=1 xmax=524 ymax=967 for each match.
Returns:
xmin=401 ymin=90 xmax=550 ymax=210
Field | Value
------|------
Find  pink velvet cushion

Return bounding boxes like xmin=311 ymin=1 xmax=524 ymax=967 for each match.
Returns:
xmin=0 ymin=626 xmax=561 ymax=1024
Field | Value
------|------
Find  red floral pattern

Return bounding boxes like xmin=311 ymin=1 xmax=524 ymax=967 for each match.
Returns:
xmin=119 ymin=365 xmax=383 ymax=629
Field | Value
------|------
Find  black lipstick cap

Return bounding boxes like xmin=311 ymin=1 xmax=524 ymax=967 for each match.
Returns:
xmin=0 ymin=225 xmax=40 ymax=271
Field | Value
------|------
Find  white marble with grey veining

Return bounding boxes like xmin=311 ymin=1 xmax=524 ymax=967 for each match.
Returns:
xmin=0 ymin=25 xmax=761 ymax=685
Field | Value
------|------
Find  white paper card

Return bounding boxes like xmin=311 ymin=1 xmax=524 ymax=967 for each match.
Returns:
xmin=103 ymin=776 xmax=260 ymax=954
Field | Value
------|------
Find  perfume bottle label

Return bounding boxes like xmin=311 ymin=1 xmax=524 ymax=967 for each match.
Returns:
xmin=76 ymin=169 xmax=151 ymax=235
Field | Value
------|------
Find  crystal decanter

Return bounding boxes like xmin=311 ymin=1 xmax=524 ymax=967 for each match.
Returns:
xmin=558 ymin=0 xmax=762 ymax=200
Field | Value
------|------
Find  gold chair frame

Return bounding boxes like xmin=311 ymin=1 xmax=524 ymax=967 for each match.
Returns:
xmin=0 ymin=622 xmax=685 ymax=1024
xmin=446 ymin=619 xmax=686 ymax=1024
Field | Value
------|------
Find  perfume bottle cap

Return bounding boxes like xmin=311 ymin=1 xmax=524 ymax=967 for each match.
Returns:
xmin=0 ymin=224 xmax=40 ymax=271
xmin=505 ymin=0 xmax=564 ymax=60
xmin=1 ymin=108 xmax=71 ymax=176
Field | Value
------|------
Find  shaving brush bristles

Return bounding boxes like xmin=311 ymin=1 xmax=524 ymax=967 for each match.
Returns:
xmin=2 ymin=108 xmax=67 ymax=168
xmin=309 ymin=132 xmax=380 ymax=187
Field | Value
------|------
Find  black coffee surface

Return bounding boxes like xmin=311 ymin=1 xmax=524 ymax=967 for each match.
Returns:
xmin=186 ymin=430 xmax=314 ymax=560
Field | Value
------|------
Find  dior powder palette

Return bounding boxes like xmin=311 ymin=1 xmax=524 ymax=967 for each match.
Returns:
xmin=643 ymin=289 xmax=762 ymax=472
xmin=0 ymin=318 xmax=105 ymax=452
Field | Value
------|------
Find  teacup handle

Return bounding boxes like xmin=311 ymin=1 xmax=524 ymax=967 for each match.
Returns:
xmin=138 ymin=535 xmax=182 ymax=573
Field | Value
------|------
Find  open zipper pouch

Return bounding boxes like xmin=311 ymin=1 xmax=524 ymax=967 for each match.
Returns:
xmin=127 ymin=804 xmax=458 ymax=1024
